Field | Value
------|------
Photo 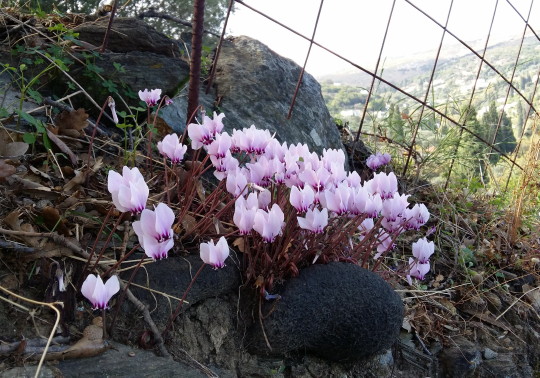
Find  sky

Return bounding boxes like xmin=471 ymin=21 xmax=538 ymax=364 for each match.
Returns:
xmin=226 ymin=0 xmax=540 ymax=77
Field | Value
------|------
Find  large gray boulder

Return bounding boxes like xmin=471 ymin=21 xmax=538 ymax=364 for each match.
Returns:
xmin=158 ymin=36 xmax=345 ymax=156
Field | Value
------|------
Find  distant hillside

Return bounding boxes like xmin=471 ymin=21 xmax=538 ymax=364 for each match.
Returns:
xmin=318 ymin=36 xmax=539 ymax=124
xmin=318 ymin=36 xmax=538 ymax=91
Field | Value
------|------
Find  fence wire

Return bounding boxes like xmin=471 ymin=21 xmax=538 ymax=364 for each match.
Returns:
xmin=210 ymin=0 xmax=539 ymax=191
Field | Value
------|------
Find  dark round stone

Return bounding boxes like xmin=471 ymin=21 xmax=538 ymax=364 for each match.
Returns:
xmin=247 ymin=262 xmax=403 ymax=362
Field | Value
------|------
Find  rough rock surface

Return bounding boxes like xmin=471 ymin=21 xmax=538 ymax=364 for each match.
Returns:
xmin=158 ymin=36 xmax=345 ymax=157
xmin=74 ymin=17 xmax=182 ymax=57
xmin=70 ymin=18 xmax=189 ymax=101
xmin=57 ymin=341 xmax=207 ymax=378
xmin=80 ymin=51 xmax=189 ymax=99
xmin=123 ymin=253 xmax=241 ymax=325
xmin=247 ymin=262 xmax=404 ymax=361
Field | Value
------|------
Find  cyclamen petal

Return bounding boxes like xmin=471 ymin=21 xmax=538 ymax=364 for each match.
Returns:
xmin=297 ymin=208 xmax=328 ymax=233
xmin=253 ymin=204 xmax=284 ymax=242
xmin=81 ymin=274 xmax=120 ymax=310
xmin=138 ymin=88 xmax=162 ymax=107
xmin=290 ymin=185 xmax=315 ymax=212
xmin=412 ymin=237 xmax=434 ymax=263
xmin=187 ymin=121 xmax=213 ymax=150
xmin=200 ymin=236 xmax=229 ymax=269
xmin=107 ymin=167 xmax=149 ymax=214
xmin=133 ymin=203 xmax=174 ymax=260
xmin=158 ymin=134 xmax=187 ymax=163
xmin=408 ymin=257 xmax=430 ymax=281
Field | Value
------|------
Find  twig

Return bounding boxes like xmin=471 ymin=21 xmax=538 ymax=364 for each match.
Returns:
xmin=137 ymin=8 xmax=220 ymax=38
xmin=0 ymin=228 xmax=112 ymax=266
xmin=119 ymin=280 xmax=171 ymax=358
xmin=495 ymin=285 xmax=540 ymax=321
xmin=0 ymin=239 xmax=36 ymax=253
xmin=100 ymin=0 xmax=118 ymax=53
xmin=0 ymin=286 xmax=63 ymax=378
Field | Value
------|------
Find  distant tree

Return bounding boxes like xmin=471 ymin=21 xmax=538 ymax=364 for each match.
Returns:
xmin=456 ymin=105 xmax=488 ymax=180
xmin=37 ymin=0 xmax=230 ymax=37
xmin=516 ymin=101 xmax=524 ymax=137
xmin=386 ymin=104 xmax=406 ymax=143
xmin=482 ymin=101 xmax=516 ymax=164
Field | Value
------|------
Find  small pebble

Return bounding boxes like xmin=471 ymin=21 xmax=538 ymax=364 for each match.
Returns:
xmin=483 ymin=348 xmax=498 ymax=360
xmin=128 ymin=351 xmax=136 ymax=357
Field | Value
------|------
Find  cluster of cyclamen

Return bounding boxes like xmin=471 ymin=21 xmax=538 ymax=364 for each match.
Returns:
xmin=186 ymin=112 xmax=435 ymax=279
xmin=80 ymin=164 xmax=231 ymax=310
xmin=106 ymin=166 xmax=229 ymax=267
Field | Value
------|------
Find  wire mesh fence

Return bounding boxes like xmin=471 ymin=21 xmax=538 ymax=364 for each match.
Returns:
xmin=213 ymin=0 xmax=540 ymax=192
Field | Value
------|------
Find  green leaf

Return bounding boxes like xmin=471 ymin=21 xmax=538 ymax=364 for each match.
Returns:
xmin=27 ymin=88 xmax=43 ymax=104
xmin=102 ymin=79 xmax=118 ymax=93
xmin=23 ymin=132 xmax=37 ymax=144
xmin=113 ymin=62 xmax=126 ymax=73
xmin=17 ymin=111 xmax=46 ymax=133
xmin=86 ymin=63 xmax=104 ymax=75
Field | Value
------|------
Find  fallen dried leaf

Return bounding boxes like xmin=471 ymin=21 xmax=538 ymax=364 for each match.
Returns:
xmin=180 ymin=214 xmax=197 ymax=234
xmin=233 ymin=237 xmax=245 ymax=253
xmin=41 ymin=206 xmax=71 ymax=236
xmin=0 ymin=159 xmax=16 ymax=178
xmin=54 ymin=108 xmax=89 ymax=137
xmin=0 ymin=142 xmax=29 ymax=157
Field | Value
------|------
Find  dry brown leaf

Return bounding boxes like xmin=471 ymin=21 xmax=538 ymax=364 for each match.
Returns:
xmin=180 ymin=214 xmax=197 ymax=234
xmin=29 ymin=165 xmax=53 ymax=180
xmin=42 ymin=317 xmax=109 ymax=361
xmin=212 ymin=217 xmax=234 ymax=234
xmin=20 ymin=223 xmax=44 ymax=248
xmin=4 ymin=210 xmax=23 ymax=230
xmin=54 ymin=108 xmax=89 ymax=137
xmin=233 ymin=237 xmax=245 ymax=253
xmin=0 ymin=142 xmax=29 ymax=157
xmin=438 ymin=298 xmax=457 ymax=316
xmin=41 ymin=206 xmax=71 ymax=236
xmin=0 ymin=159 xmax=16 ymax=178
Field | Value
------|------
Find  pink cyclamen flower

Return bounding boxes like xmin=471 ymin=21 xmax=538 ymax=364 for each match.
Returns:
xmin=200 ymin=236 xmax=230 ymax=269
xmin=226 ymin=168 xmax=248 ymax=196
xmin=132 ymin=203 xmax=175 ymax=260
xmin=187 ymin=120 xmax=213 ymax=150
xmin=233 ymin=194 xmax=258 ymax=235
xmin=206 ymin=132 xmax=232 ymax=158
xmin=202 ymin=112 xmax=225 ymax=136
xmin=138 ymin=88 xmax=162 ymax=107
xmin=297 ymin=207 xmax=328 ymax=233
xmin=405 ymin=203 xmax=430 ymax=230
xmin=253 ymin=204 xmax=285 ymax=242
xmin=407 ymin=257 xmax=431 ymax=284
xmin=158 ymin=134 xmax=188 ymax=164
xmin=107 ymin=166 xmax=149 ymax=214
xmin=81 ymin=274 xmax=120 ymax=310
xmin=321 ymin=183 xmax=350 ymax=215
xmin=290 ymin=185 xmax=315 ymax=212
xmin=412 ymin=237 xmax=434 ymax=263
xmin=366 ymin=152 xmax=391 ymax=170
xmin=366 ymin=172 xmax=398 ymax=200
